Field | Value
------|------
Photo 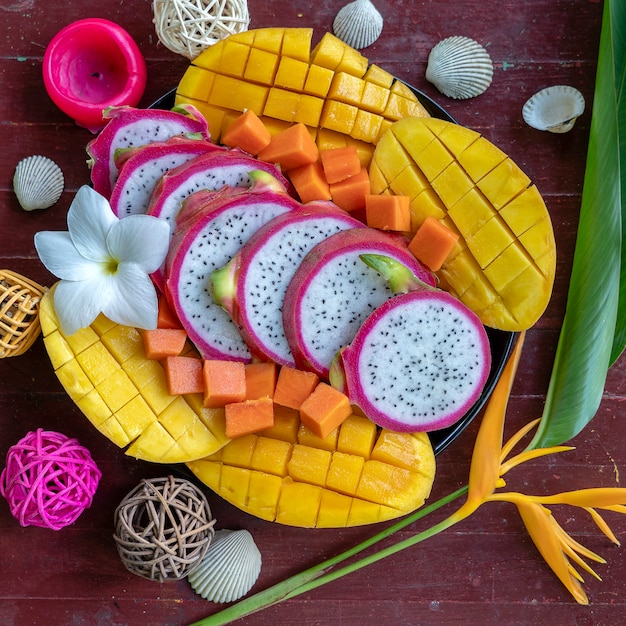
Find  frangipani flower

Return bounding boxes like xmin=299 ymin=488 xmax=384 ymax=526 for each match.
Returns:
xmin=34 ymin=185 xmax=170 ymax=335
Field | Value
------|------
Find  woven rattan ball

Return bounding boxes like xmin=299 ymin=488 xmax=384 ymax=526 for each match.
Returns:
xmin=153 ymin=0 xmax=250 ymax=60
xmin=114 ymin=476 xmax=216 ymax=581
xmin=0 ymin=429 xmax=101 ymax=530
xmin=0 ymin=269 xmax=45 ymax=358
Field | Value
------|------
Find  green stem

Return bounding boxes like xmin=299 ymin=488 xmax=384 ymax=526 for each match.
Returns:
xmin=189 ymin=485 xmax=468 ymax=626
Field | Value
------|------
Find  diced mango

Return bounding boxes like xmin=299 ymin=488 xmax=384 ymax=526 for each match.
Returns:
xmin=326 ymin=451 xmax=364 ymax=496
xmin=244 ymin=47 xmax=279 ymax=84
xmin=337 ymin=415 xmax=377 ymax=458
xmin=250 ymin=437 xmax=291 ymax=475
xmin=276 ymin=478 xmax=322 ymax=527
xmin=220 ymin=465 xmax=251 ymax=508
xmin=274 ymin=56 xmax=309 ymax=91
xmin=288 ymin=444 xmax=331 ymax=487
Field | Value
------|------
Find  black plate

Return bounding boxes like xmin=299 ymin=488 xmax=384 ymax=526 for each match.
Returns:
xmin=150 ymin=87 xmax=517 ymax=456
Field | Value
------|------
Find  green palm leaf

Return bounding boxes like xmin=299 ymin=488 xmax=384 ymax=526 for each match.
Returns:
xmin=530 ymin=0 xmax=625 ymax=449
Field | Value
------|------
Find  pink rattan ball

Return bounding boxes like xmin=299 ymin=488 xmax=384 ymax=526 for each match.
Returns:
xmin=0 ymin=429 xmax=101 ymax=530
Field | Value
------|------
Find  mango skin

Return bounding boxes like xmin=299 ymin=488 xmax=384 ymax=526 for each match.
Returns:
xmin=187 ymin=413 xmax=436 ymax=528
xmin=175 ymin=28 xmax=429 ymax=166
xmin=40 ymin=284 xmax=229 ymax=463
xmin=370 ymin=117 xmax=556 ymax=331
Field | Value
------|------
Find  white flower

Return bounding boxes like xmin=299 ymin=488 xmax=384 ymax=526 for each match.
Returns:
xmin=35 ymin=185 xmax=170 ymax=335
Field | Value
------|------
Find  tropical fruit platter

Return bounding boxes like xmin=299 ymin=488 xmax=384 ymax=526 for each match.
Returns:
xmin=34 ymin=26 xmax=555 ymax=534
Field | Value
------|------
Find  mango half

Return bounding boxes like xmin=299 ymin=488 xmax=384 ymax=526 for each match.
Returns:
xmin=370 ymin=117 xmax=556 ymax=331
xmin=187 ymin=410 xmax=435 ymax=528
xmin=40 ymin=285 xmax=229 ymax=463
xmin=175 ymin=28 xmax=429 ymax=166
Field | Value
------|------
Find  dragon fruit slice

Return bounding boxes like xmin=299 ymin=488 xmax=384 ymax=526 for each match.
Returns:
xmin=109 ymin=137 xmax=223 ymax=218
xmin=282 ymin=228 xmax=435 ymax=379
xmin=86 ymin=104 xmax=210 ymax=197
xmin=211 ymin=202 xmax=365 ymax=366
xmin=330 ymin=280 xmax=491 ymax=433
xmin=165 ymin=185 xmax=301 ymax=362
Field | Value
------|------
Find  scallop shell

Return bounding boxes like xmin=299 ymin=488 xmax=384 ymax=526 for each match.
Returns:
xmin=333 ymin=0 xmax=384 ymax=50
xmin=188 ymin=529 xmax=262 ymax=603
xmin=13 ymin=155 xmax=64 ymax=211
xmin=522 ymin=85 xmax=585 ymax=133
xmin=425 ymin=36 xmax=494 ymax=100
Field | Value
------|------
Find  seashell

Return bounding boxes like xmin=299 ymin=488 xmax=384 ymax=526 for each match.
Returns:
xmin=333 ymin=0 xmax=384 ymax=50
xmin=425 ymin=36 xmax=494 ymax=100
xmin=13 ymin=155 xmax=64 ymax=211
xmin=188 ymin=529 xmax=262 ymax=603
xmin=522 ymin=85 xmax=585 ymax=133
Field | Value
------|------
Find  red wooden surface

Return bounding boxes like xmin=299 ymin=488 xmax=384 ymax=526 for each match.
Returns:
xmin=0 ymin=1 xmax=623 ymax=624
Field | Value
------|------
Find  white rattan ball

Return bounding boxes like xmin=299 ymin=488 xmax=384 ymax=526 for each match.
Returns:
xmin=153 ymin=0 xmax=250 ymax=60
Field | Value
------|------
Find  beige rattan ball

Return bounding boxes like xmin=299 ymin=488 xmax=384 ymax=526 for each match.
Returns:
xmin=113 ymin=476 xmax=216 ymax=581
xmin=0 ymin=270 xmax=45 ymax=358
xmin=153 ymin=0 xmax=250 ymax=60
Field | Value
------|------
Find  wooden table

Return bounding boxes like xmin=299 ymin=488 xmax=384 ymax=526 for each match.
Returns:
xmin=1 ymin=1 xmax=623 ymax=624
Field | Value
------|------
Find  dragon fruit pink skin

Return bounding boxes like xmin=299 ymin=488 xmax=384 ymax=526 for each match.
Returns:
xmin=211 ymin=203 xmax=365 ymax=366
xmin=86 ymin=104 xmax=210 ymax=198
xmin=164 ymin=185 xmax=301 ymax=362
xmin=282 ymin=228 xmax=436 ymax=379
xmin=109 ymin=137 xmax=223 ymax=218
xmin=330 ymin=289 xmax=491 ymax=432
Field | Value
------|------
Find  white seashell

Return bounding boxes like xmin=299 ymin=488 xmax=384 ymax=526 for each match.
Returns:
xmin=333 ymin=0 xmax=384 ymax=50
xmin=188 ymin=529 xmax=262 ymax=603
xmin=13 ymin=155 xmax=64 ymax=211
xmin=425 ymin=36 xmax=494 ymax=100
xmin=522 ymin=85 xmax=585 ymax=133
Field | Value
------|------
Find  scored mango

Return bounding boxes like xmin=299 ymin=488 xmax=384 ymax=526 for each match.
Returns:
xmin=175 ymin=28 xmax=429 ymax=167
xmin=40 ymin=284 xmax=229 ymax=464
xmin=187 ymin=413 xmax=436 ymax=528
xmin=370 ymin=117 xmax=556 ymax=331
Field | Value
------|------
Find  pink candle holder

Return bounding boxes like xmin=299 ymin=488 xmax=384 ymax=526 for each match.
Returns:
xmin=42 ymin=18 xmax=147 ymax=133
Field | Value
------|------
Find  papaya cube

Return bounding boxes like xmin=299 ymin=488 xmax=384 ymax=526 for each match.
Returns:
xmin=243 ymin=47 xmax=279 ymax=85
xmin=203 ymin=359 xmax=246 ymax=408
xmin=273 ymin=365 xmax=319 ymax=410
xmin=330 ymin=168 xmax=371 ymax=212
xmin=337 ymin=415 xmax=377 ymax=459
xmin=317 ymin=490 xmax=353 ymax=528
xmin=164 ymin=356 xmax=205 ymax=395
xmin=257 ymin=122 xmax=319 ymax=170
xmin=141 ymin=328 xmax=187 ymax=360
xmin=224 ymin=397 xmax=275 ymax=439
xmin=250 ymin=437 xmax=292 ymax=476
xmin=274 ymin=56 xmax=309 ymax=91
xmin=365 ymin=194 xmax=411 ymax=232
xmin=247 ymin=472 xmax=283 ymax=521
xmin=244 ymin=361 xmax=277 ymax=400
xmin=320 ymin=145 xmax=361 ymax=184
xmin=326 ymin=451 xmax=364 ymax=496
xmin=299 ymin=383 xmax=352 ymax=439
xmin=408 ymin=216 xmax=461 ymax=272
xmin=288 ymin=161 xmax=332 ymax=203
xmin=303 ymin=65 xmax=334 ymax=97
xmin=276 ymin=478 xmax=322 ymax=527
xmin=287 ymin=444 xmax=331 ymax=487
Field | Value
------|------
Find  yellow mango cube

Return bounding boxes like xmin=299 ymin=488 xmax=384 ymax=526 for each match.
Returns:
xmin=99 ymin=416 xmax=132 ymax=448
xmin=337 ymin=46 xmax=368 ymax=77
xmin=63 ymin=325 xmax=99 ymax=354
xmin=220 ymin=465 xmax=251 ymax=508
xmin=317 ymin=490 xmax=353 ymax=528
xmin=303 ymin=65 xmax=334 ymax=97
xmin=363 ymin=64 xmax=394 ymax=88
xmin=247 ymin=472 xmax=283 ymax=521
xmin=337 ymin=415 xmax=377 ymax=458
xmin=457 ymin=136 xmax=507 ymax=180
xmin=261 ymin=405 xmax=299 ymax=442
xmin=447 ymin=188 xmax=496 ymax=237
xmin=297 ymin=422 xmax=338 ymax=451
xmin=90 ymin=313 xmax=116 ymax=336
xmin=43 ymin=331 xmax=74 ymax=370
xmin=244 ymin=47 xmax=279 ymax=85
xmin=251 ymin=437 xmax=292 ymax=475
xmin=347 ymin=498 xmax=381 ymax=526
xmin=360 ymin=81 xmax=390 ymax=114
xmin=467 ymin=216 xmax=516 ymax=268
xmin=326 ymin=451 xmax=364 ymax=496
xmin=187 ymin=459 xmax=222 ymax=492
xmin=431 ymin=162 xmax=474 ymax=207
xmin=328 ymin=72 xmax=365 ymax=106
xmin=221 ymin=433 xmax=258 ymax=467
xmin=76 ymin=388 xmax=112 ymax=426
xmin=253 ymin=27 xmax=284 ymax=53
xmin=274 ymin=56 xmax=309 ymax=91
xmin=389 ymin=164 xmax=429 ymax=200
xmin=287 ymin=444 xmax=331 ymax=487
xmin=217 ymin=40 xmax=250 ymax=77
xmin=351 ymin=109 xmax=384 ymax=144
xmin=320 ymin=100 xmax=358 ymax=134
xmin=114 ymin=395 xmax=157 ymax=441
xmin=100 ymin=324 xmax=143 ymax=363
xmin=56 ymin=358 xmax=94 ymax=401
xmin=276 ymin=478 xmax=322 ymax=527
xmin=96 ymin=368 xmax=138 ymax=412
xmin=294 ymin=94 xmax=324 ymax=127
xmin=311 ymin=32 xmax=347 ymax=70
xmin=177 ymin=66 xmax=215 ymax=102
xmin=371 ymin=431 xmax=436 ymax=477
xmin=484 ymin=243 xmax=531 ymax=292
xmin=76 ymin=341 xmax=120 ymax=386
xmin=357 ymin=461 xmax=427 ymax=509
xmin=264 ymin=87 xmax=300 ymax=122
xmin=281 ymin=28 xmax=313 ymax=62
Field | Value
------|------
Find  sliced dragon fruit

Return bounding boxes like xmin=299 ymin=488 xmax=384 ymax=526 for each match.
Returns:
xmin=109 ymin=137 xmax=223 ymax=218
xmin=147 ymin=150 xmax=292 ymax=231
xmin=330 ymin=267 xmax=491 ymax=432
xmin=211 ymin=202 xmax=365 ymax=366
xmin=164 ymin=184 xmax=301 ymax=362
xmin=86 ymin=104 xmax=210 ymax=197
xmin=282 ymin=228 xmax=435 ymax=379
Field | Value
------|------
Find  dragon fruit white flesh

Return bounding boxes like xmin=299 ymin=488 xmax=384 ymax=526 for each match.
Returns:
xmin=86 ymin=104 xmax=210 ymax=197
xmin=330 ymin=285 xmax=491 ymax=433
xmin=282 ymin=228 xmax=436 ymax=379
xmin=165 ymin=182 xmax=301 ymax=362
xmin=109 ymin=137 xmax=223 ymax=218
xmin=211 ymin=203 xmax=365 ymax=366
